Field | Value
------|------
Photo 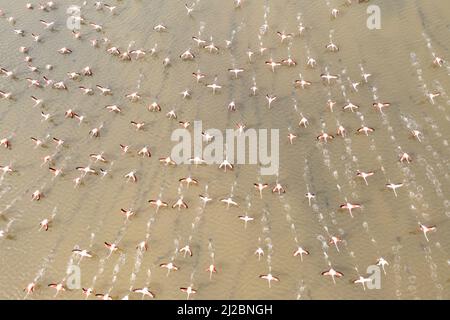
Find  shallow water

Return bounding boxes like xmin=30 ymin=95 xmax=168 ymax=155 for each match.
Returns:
xmin=0 ymin=0 xmax=449 ymax=300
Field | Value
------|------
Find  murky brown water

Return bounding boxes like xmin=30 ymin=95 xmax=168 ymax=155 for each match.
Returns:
xmin=0 ymin=0 xmax=449 ymax=300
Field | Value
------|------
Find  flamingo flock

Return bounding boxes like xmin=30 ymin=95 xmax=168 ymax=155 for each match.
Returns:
xmin=0 ymin=0 xmax=448 ymax=300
